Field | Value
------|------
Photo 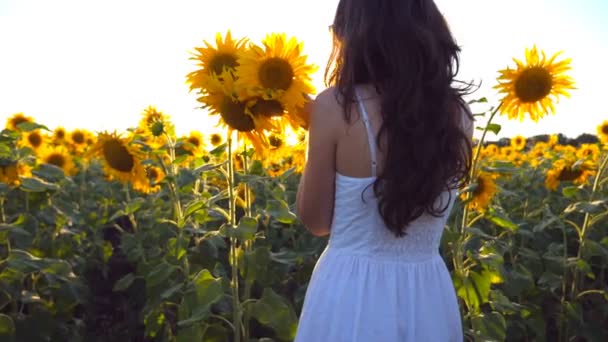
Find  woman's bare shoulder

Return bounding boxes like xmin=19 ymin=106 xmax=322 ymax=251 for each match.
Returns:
xmin=310 ymin=87 xmax=344 ymax=130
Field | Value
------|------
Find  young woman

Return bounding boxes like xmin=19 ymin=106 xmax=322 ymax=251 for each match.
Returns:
xmin=294 ymin=0 xmax=474 ymax=340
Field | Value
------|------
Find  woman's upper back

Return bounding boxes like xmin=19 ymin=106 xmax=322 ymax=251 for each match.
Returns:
xmin=320 ymin=85 xmax=471 ymax=258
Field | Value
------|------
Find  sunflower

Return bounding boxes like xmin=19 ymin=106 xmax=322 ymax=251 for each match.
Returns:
xmin=187 ymin=31 xmax=248 ymax=93
xmin=38 ymin=146 xmax=76 ymax=176
xmin=510 ymin=135 xmax=527 ymax=151
xmin=495 ymin=46 xmax=575 ymax=122
xmin=576 ymin=144 xmax=600 ymax=161
xmin=0 ymin=160 xmax=31 ymax=185
xmin=548 ymin=134 xmax=560 ymax=147
xmin=89 ymin=132 xmax=147 ymax=186
xmin=200 ymin=71 xmax=273 ymax=151
xmin=69 ymin=129 xmax=92 ymax=153
xmin=184 ymin=131 xmax=205 ymax=156
xmin=209 ymin=133 xmax=223 ymax=147
xmin=5 ymin=113 xmax=34 ymax=131
xmin=136 ymin=106 xmax=174 ymax=149
xmin=19 ymin=130 xmax=46 ymax=152
xmin=597 ymin=121 xmax=608 ymax=144
xmin=527 ymin=142 xmax=551 ymax=167
xmin=133 ymin=165 xmax=165 ymax=194
xmin=465 ymin=173 xmax=498 ymax=212
xmin=480 ymin=144 xmax=499 ymax=159
xmin=52 ymin=127 xmax=67 ymax=145
xmin=545 ymin=158 xmax=596 ymax=191
xmin=236 ymin=33 xmax=317 ymax=126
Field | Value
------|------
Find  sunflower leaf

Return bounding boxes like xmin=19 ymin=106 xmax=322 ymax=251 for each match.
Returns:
xmin=486 ymin=123 xmax=502 ymax=135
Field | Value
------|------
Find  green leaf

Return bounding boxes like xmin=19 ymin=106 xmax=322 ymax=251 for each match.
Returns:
xmin=562 ymin=186 xmax=580 ymax=198
xmin=250 ymin=288 xmax=298 ymax=341
xmin=184 ymin=199 xmax=207 ymax=221
xmin=486 ymin=123 xmax=502 ymax=135
xmin=19 ymin=177 xmax=59 ymax=192
xmin=0 ymin=224 xmax=30 ymax=237
xmin=532 ymin=216 xmax=561 ymax=233
xmin=161 ymin=283 xmax=183 ymax=300
xmin=266 ymin=200 xmax=297 ymax=224
xmin=177 ymin=325 xmax=205 ymax=342
xmin=146 ymin=263 xmax=177 ymax=288
xmin=453 ymin=270 xmax=492 ymax=311
xmin=564 ymin=200 xmax=607 ymax=215
xmin=468 ymin=97 xmax=488 ymax=104
xmin=471 ymin=311 xmax=506 ymax=341
xmin=125 ymin=198 xmax=146 ymax=215
xmin=249 ymin=160 xmax=265 ymax=176
xmin=243 ymin=246 xmax=271 ymax=284
xmin=113 ymin=273 xmax=136 ymax=292
xmin=486 ymin=212 xmax=518 ymax=231
xmin=235 ymin=216 xmax=258 ymax=242
xmin=0 ymin=314 xmax=16 ymax=341
xmin=33 ymin=163 xmax=66 ymax=182
xmin=16 ymin=121 xmax=49 ymax=132
xmin=177 ymin=269 xmax=223 ymax=327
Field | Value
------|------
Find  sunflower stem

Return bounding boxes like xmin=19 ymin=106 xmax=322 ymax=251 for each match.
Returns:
xmin=165 ymin=134 xmax=190 ymax=281
xmin=0 ymin=196 xmax=5 ymax=224
xmin=242 ymin=143 xmax=253 ymax=339
xmin=457 ymin=103 xmax=503 ymax=275
xmin=227 ymin=131 xmax=242 ymax=342
xmin=571 ymin=150 xmax=608 ymax=299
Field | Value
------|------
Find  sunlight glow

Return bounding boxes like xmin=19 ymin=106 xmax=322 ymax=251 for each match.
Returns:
xmin=0 ymin=0 xmax=605 ymax=139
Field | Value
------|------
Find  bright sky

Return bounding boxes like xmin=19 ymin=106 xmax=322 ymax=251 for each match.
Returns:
xmin=0 ymin=0 xmax=606 ymax=139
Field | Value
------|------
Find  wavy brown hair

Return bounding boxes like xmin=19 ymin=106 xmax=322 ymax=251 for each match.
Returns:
xmin=327 ymin=0 xmax=474 ymax=237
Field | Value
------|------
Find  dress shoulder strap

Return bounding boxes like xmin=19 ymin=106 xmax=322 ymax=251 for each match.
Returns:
xmin=355 ymin=88 xmax=378 ymax=177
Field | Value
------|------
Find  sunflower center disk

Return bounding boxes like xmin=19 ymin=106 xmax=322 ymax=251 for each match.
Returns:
xmin=102 ymin=139 xmax=135 ymax=172
xmin=72 ymin=132 xmax=85 ymax=144
xmin=269 ymin=135 xmax=283 ymax=148
xmin=558 ymin=167 xmax=583 ymax=182
xmin=514 ymin=67 xmax=553 ymax=103
xmin=258 ymin=58 xmax=294 ymax=90
xmin=251 ymin=98 xmax=285 ymax=117
xmin=220 ymin=98 xmax=256 ymax=132
xmin=28 ymin=133 xmax=42 ymax=147
xmin=210 ymin=54 xmax=238 ymax=75
xmin=12 ymin=118 xmax=29 ymax=128
xmin=602 ymin=125 xmax=608 ymax=135
xmin=473 ymin=178 xmax=485 ymax=196
xmin=47 ymin=154 xmax=66 ymax=167
xmin=188 ymin=137 xmax=201 ymax=147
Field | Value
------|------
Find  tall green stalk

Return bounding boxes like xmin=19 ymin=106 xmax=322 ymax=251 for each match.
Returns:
xmin=227 ymin=131 xmax=241 ymax=342
xmin=571 ymin=151 xmax=608 ymax=298
xmin=455 ymin=103 xmax=503 ymax=276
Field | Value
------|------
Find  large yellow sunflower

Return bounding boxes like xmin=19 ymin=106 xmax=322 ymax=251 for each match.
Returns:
xmin=68 ymin=129 xmax=92 ymax=153
xmin=597 ymin=121 xmax=608 ymax=144
xmin=19 ymin=130 xmax=46 ymax=153
xmin=39 ymin=146 xmax=76 ymax=176
xmin=52 ymin=127 xmax=68 ymax=146
xmin=5 ymin=113 xmax=34 ymax=131
xmin=89 ymin=132 xmax=147 ymax=186
xmin=200 ymin=71 xmax=275 ymax=151
xmin=0 ymin=160 xmax=31 ymax=186
xmin=495 ymin=46 xmax=575 ymax=122
xmin=466 ymin=173 xmax=499 ymax=212
xmin=545 ymin=158 xmax=596 ymax=191
xmin=187 ymin=31 xmax=248 ymax=92
xmin=577 ymin=144 xmax=600 ymax=161
xmin=236 ymin=33 xmax=317 ymax=126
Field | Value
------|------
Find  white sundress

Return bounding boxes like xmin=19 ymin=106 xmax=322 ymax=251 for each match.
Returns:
xmin=294 ymin=90 xmax=463 ymax=342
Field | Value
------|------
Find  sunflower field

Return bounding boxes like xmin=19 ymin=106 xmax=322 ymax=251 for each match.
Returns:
xmin=1 ymin=33 xmax=607 ymax=342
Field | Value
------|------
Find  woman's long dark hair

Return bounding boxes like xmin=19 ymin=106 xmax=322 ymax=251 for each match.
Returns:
xmin=327 ymin=0 xmax=474 ymax=237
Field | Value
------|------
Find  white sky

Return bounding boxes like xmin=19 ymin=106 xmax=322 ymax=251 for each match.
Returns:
xmin=0 ymin=0 xmax=606 ymax=139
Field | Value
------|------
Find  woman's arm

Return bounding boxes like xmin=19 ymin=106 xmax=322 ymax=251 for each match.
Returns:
xmin=295 ymin=90 xmax=340 ymax=237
